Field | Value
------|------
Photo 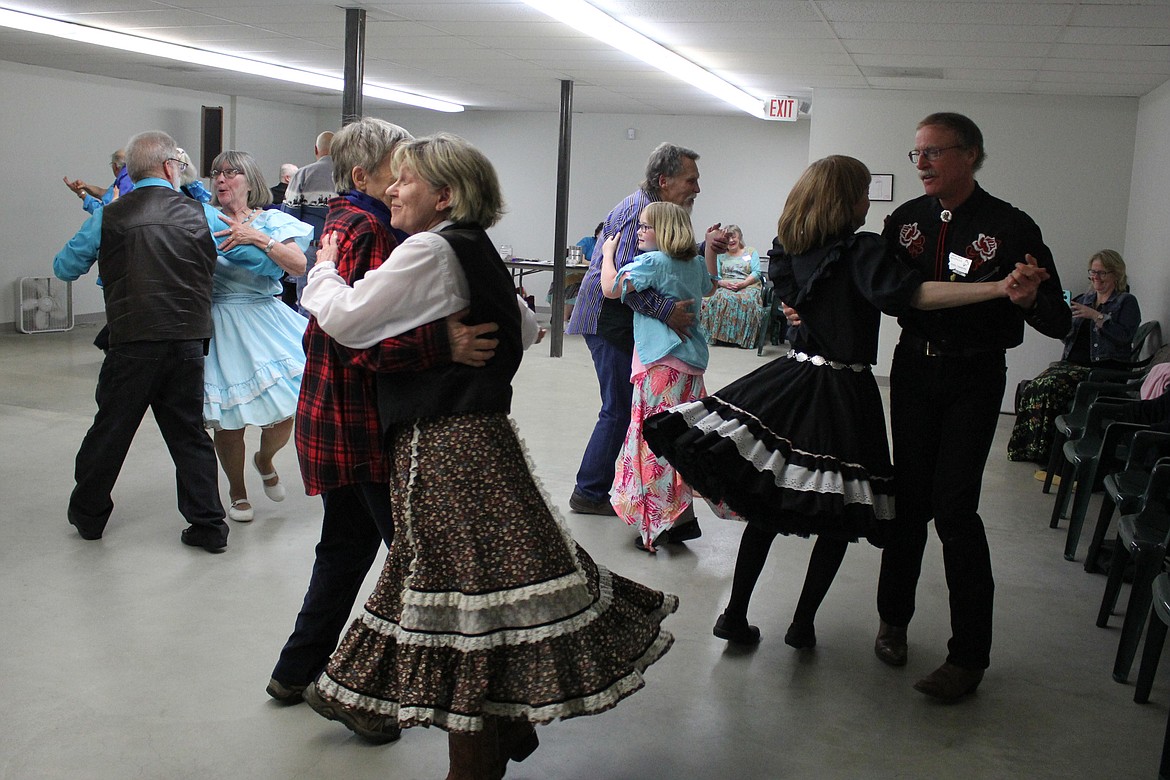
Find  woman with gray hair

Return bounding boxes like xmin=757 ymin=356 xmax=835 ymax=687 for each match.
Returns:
xmin=202 ymin=150 xmax=313 ymax=523
xmin=267 ymin=117 xmax=446 ymax=707
xmin=301 ymin=133 xmax=677 ymax=779
xmin=699 ymin=223 xmax=764 ymax=348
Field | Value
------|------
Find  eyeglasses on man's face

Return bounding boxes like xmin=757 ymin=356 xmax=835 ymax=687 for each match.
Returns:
xmin=166 ymin=158 xmax=189 ymax=173
xmin=907 ymin=145 xmax=964 ymax=164
xmin=210 ymin=167 xmax=244 ymax=179
xmin=1087 ymin=270 xmax=1113 ymax=279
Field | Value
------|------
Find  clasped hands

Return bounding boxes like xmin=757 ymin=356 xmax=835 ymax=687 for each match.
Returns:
xmin=1003 ymin=253 xmax=1049 ymax=307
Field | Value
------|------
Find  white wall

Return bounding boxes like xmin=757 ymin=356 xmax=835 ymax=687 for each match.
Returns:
xmin=360 ymin=106 xmax=811 ymax=300
xmin=3 ymin=60 xmax=320 ymax=322
xmin=1125 ymin=79 xmax=1170 ymax=335
xmin=810 ymin=89 xmax=1139 ymax=407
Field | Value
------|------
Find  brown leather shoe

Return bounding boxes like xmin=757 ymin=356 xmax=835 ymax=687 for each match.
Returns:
xmin=874 ymin=621 xmax=908 ymax=667
xmin=913 ymin=662 xmax=984 ymax=701
xmin=303 ymin=682 xmax=401 ymax=744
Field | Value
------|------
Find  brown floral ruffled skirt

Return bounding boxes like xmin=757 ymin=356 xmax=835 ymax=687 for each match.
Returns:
xmin=313 ymin=413 xmax=678 ymax=733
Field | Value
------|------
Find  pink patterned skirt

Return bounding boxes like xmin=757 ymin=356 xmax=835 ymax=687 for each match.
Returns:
xmin=612 ymin=363 xmax=707 ymax=547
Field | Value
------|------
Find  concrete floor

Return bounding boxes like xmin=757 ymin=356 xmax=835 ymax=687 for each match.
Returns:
xmin=0 ymin=319 xmax=1166 ymax=779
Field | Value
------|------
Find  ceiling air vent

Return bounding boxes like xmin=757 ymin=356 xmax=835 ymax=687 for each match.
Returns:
xmin=865 ymin=66 xmax=945 ymax=80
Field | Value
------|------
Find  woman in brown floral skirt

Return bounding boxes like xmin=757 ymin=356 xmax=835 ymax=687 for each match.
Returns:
xmin=300 ymin=133 xmax=678 ymax=779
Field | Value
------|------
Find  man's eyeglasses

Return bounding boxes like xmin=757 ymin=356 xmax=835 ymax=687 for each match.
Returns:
xmin=166 ymin=158 xmax=189 ymax=173
xmin=210 ymin=167 xmax=244 ymax=179
xmin=635 ymin=222 xmax=653 ymax=232
xmin=1088 ymin=270 xmax=1113 ymax=279
xmin=908 ymin=145 xmax=964 ymax=164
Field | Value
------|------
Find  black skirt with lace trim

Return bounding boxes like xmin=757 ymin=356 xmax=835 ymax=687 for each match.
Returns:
xmin=644 ymin=352 xmax=894 ymax=545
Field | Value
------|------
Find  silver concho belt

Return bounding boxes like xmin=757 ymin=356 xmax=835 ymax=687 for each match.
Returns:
xmin=786 ymin=349 xmax=870 ymax=373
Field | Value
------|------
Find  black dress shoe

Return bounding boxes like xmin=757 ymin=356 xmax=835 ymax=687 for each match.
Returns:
xmin=266 ymin=677 xmax=307 ymax=704
xmin=69 ymin=521 xmax=103 ymax=541
xmin=713 ymin=612 xmax=761 ymax=645
xmin=303 ymin=682 xmax=401 ymax=744
xmin=784 ymin=621 xmax=816 ymax=649
xmin=665 ymin=518 xmax=702 ymax=543
xmin=180 ymin=527 xmax=227 ymax=554
xmin=874 ymin=621 xmax=908 ymax=666
xmin=569 ymin=490 xmax=617 ymax=516
xmin=68 ymin=513 xmax=104 ymax=541
xmin=913 ymin=662 xmax=984 ymax=701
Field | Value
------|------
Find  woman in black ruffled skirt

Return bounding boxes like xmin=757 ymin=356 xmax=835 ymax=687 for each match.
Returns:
xmin=644 ymin=155 xmax=1034 ymax=648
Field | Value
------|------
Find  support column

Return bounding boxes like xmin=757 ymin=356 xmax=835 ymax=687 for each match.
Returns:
xmin=341 ymin=8 xmax=365 ymax=126
xmin=550 ymin=79 xmax=573 ymax=357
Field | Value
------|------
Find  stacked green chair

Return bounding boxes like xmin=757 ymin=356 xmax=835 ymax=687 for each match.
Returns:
xmin=1134 ymin=572 xmax=1170 ymax=703
xmin=1084 ymin=433 xmax=1170 ymax=573
xmin=1040 ymin=320 xmax=1161 ymax=494
xmin=1131 ymin=573 xmax=1170 ymax=779
xmin=1096 ymin=461 xmax=1170 ymax=683
xmin=1050 ymin=398 xmax=1146 ymax=561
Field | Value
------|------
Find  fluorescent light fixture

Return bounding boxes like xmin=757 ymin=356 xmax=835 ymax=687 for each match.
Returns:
xmin=522 ymin=0 xmax=763 ymax=118
xmin=0 ymin=7 xmax=464 ymax=112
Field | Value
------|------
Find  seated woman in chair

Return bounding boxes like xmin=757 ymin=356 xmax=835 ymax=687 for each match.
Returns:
xmin=1009 ymin=249 xmax=1141 ymax=463
xmin=699 ymin=224 xmax=763 ymax=348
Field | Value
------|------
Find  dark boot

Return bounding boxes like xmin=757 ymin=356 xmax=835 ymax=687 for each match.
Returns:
xmin=447 ymin=723 xmax=502 ymax=780
xmin=494 ymin=718 xmax=539 ymax=777
xmin=874 ymin=621 xmax=908 ymax=666
xmin=913 ymin=662 xmax=984 ymax=701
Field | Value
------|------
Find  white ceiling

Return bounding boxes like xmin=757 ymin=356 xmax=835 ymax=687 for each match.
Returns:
xmin=1 ymin=0 xmax=1169 ymax=116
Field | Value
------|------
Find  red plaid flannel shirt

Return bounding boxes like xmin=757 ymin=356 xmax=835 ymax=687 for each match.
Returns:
xmin=295 ymin=197 xmax=449 ymax=494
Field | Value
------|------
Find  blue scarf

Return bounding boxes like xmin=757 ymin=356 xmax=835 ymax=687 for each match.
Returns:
xmin=346 ymin=191 xmax=408 ymax=243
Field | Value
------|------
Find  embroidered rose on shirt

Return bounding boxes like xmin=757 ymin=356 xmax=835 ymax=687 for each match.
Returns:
xmin=970 ymin=234 xmax=998 ymax=263
xmin=965 ymin=233 xmax=999 ymax=275
xmin=899 ymin=223 xmax=925 ymax=257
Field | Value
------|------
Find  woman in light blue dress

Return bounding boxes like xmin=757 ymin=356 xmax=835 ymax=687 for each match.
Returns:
xmin=698 ymin=224 xmax=764 ymax=348
xmin=204 ymin=150 xmax=313 ymax=522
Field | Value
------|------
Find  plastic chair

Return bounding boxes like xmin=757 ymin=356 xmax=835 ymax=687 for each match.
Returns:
xmin=1096 ymin=461 xmax=1170 ymax=683
xmin=1132 ymin=572 xmax=1170 ymax=779
xmin=1135 ymin=572 xmax=1170 ymax=703
xmin=1050 ymin=399 xmax=1145 ymax=561
xmin=1043 ymin=380 xmax=1141 ymax=494
xmin=755 ymin=282 xmax=786 ymax=355
xmin=1085 ymin=434 xmax=1170 ymax=573
xmin=1131 ymin=320 xmax=1163 ymax=365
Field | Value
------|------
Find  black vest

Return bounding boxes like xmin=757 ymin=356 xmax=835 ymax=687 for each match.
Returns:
xmin=98 ymin=185 xmax=217 ymax=345
xmin=377 ymin=224 xmax=523 ymax=429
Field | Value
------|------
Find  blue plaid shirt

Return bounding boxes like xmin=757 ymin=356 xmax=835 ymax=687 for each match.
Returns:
xmin=566 ymin=187 xmax=675 ymax=335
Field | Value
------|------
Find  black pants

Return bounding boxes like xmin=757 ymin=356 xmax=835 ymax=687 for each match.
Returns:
xmin=877 ymin=346 xmax=1006 ymax=670
xmin=270 ymin=482 xmax=393 ymax=686
xmin=69 ymin=339 xmax=226 ymax=544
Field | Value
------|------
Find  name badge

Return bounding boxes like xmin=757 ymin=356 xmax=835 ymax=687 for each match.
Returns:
xmin=948 ymin=252 xmax=972 ymax=277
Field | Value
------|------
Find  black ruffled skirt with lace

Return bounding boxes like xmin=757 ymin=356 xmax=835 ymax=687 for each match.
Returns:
xmin=643 ymin=352 xmax=894 ymax=545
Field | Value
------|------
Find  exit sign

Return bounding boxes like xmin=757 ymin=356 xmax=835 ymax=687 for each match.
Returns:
xmin=764 ymin=97 xmax=798 ymax=121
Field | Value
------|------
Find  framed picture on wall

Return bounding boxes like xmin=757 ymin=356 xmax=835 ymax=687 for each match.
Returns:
xmin=869 ymin=173 xmax=894 ymax=202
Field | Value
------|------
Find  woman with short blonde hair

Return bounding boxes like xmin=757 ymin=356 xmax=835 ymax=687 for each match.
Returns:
xmin=301 ymin=133 xmax=678 ymax=778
